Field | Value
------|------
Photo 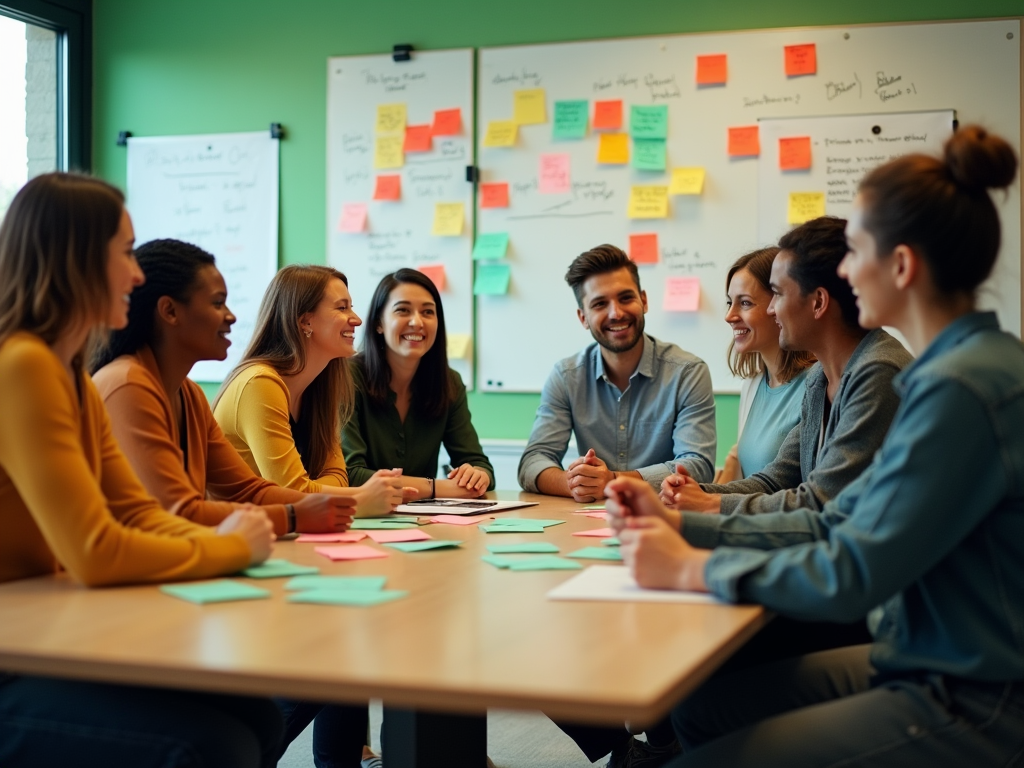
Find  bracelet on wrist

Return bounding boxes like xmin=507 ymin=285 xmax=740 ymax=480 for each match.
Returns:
xmin=429 ymin=477 xmax=436 ymax=499
xmin=285 ymin=503 xmax=296 ymax=533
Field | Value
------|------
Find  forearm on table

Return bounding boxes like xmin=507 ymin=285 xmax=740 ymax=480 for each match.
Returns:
xmin=535 ymin=467 xmax=572 ymax=497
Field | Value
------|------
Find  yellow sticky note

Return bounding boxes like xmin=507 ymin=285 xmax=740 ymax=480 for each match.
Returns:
xmin=788 ymin=192 xmax=825 ymax=224
xmin=513 ymin=89 xmax=547 ymax=125
xmin=597 ymin=133 xmax=629 ymax=164
xmin=447 ymin=333 xmax=471 ymax=360
xmin=374 ymin=135 xmax=404 ymax=169
xmin=484 ymin=120 xmax=518 ymax=148
xmin=376 ymin=104 xmax=407 ymax=134
xmin=432 ymin=202 xmax=465 ymax=236
xmin=669 ymin=167 xmax=706 ymax=195
xmin=628 ymin=186 xmax=669 ymax=219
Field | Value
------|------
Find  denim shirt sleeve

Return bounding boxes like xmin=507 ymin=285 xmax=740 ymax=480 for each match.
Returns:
xmin=517 ymin=366 xmax=574 ymax=492
xmin=693 ymin=377 xmax=1006 ymax=623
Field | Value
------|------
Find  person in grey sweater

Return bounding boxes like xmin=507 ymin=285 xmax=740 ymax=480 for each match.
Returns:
xmin=662 ymin=217 xmax=912 ymax=516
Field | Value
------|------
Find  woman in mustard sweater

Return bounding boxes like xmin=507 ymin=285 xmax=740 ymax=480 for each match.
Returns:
xmin=0 ymin=173 xmax=281 ymax=767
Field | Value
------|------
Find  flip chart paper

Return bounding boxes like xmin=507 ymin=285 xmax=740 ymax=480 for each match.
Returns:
xmin=160 ymin=580 xmax=270 ymax=604
xmin=403 ymin=125 xmax=432 ymax=152
xmin=487 ymin=543 xmax=560 ymax=554
xmin=483 ymin=121 xmax=518 ymax=147
xmin=539 ymin=153 xmax=571 ymax=194
xmin=285 ymin=575 xmax=387 ymax=591
xmin=417 ymin=263 xmax=446 ymax=291
xmin=629 ymin=233 xmax=659 ymax=264
xmin=296 ymin=532 xmax=368 ymax=543
xmin=696 ymin=54 xmax=727 ymax=85
xmin=385 ymin=540 xmax=463 ymax=552
xmin=431 ymin=108 xmax=462 ymax=135
xmin=287 ymin=589 xmax=407 ymax=606
xmin=430 ymin=513 xmax=483 ymax=525
xmin=785 ymin=43 xmax=817 ymax=76
xmin=508 ymin=556 xmax=583 ymax=571
xmin=432 ymin=202 xmax=464 ymax=236
xmin=593 ymin=100 xmax=623 ymax=130
xmin=627 ymin=186 xmax=669 ymax=219
xmin=376 ymin=103 xmax=407 ymax=134
xmin=241 ymin=559 xmax=320 ymax=579
xmin=779 ymin=136 xmax=812 ymax=170
xmin=568 ymin=547 xmax=624 ymax=561
xmin=374 ymin=135 xmax=404 ymax=169
xmin=630 ymin=105 xmax=669 ymax=139
xmin=670 ymin=167 xmax=706 ymax=195
xmin=472 ymin=232 xmax=510 ymax=260
xmin=553 ymin=100 xmax=588 ymax=139
xmin=573 ymin=527 xmax=616 ymax=538
xmin=366 ymin=529 xmax=431 ymax=543
xmin=788 ymin=192 xmax=825 ymax=224
xmin=473 ymin=263 xmax=511 ymax=296
xmin=597 ymin=133 xmax=629 ymax=164
xmin=315 ymin=545 xmax=389 ymax=561
xmin=664 ymin=276 xmax=701 ymax=312
xmin=728 ymin=126 xmax=760 ymax=157
xmin=338 ymin=203 xmax=367 ymax=233
xmin=373 ymin=174 xmax=401 ymax=201
xmin=632 ymin=138 xmax=667 ymax=171
xmin=480 ymin=182 xmax=510 ymax=208
xmin=446 ymin=333 xmax=471 ymax=360
xmin=513 ymin=88 xmax=547 ymax=124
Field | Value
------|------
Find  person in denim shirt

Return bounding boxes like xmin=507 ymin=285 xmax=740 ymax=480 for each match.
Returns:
xmin=606 ymin=125 xmax=1024 ymax=767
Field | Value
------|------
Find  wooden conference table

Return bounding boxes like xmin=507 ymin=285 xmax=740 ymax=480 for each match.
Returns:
xmin=0 ymin=492 xmax=767 ymax=767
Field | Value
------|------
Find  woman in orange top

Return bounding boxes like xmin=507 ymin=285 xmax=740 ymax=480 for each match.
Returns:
xmin=0 ymin=173 xmax=281 ymax=767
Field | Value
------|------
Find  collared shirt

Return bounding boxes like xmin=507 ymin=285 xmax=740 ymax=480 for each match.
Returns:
xmin=686 ymin=313 xmax=1024 ymax=681
xmin=518 ymin=334 xmax=716 ymax=491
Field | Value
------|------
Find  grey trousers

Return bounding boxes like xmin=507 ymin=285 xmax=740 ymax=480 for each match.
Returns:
xmin=668 ymin=644 xmax=1024 ymax=767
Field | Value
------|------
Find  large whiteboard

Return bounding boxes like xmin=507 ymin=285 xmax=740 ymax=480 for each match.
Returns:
xmin=326 ymin=49 xmax=475 ymax=387
xmin=126 ymin=131 xmax=280 ymax=382
xmin=476 ymin=19 xmax=1021 ymax=393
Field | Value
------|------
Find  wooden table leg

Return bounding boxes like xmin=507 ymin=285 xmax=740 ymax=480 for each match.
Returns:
xmin=381 ymin=707 xmax=487 ymax=768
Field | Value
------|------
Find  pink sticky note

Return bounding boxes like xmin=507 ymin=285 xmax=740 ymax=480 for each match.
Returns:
xmin=417 ymin=263 xmax=446 ymax=291
xmin=315 ymin=545 xmax=389 ymax=561
xmin=539 ymin=153 xmax=571 ymax=194
xmin=337 ymin=203 xmax=368 ymax=233
xmin=573 ymin=527 xmax=616 ymax=538
xmin=367 ymin=529 xmax=432 ymax=544
xmin=430 ymin=515 xmax=487 ymax=526
xmin=572 ymin=511 xmax=608 ymax=519
xmin=297 ymin=532 xmax=367 ymax=543
xmin=664 ymin=276 xmax=701 ymax=312
xmin=373 ymin=174 xmax=402 ymax=201
xmin=480 ymin=182 xmax=510 ymax=209
xmin=404 ymin=125 xmax=433 ymax=152
xmin=432 ymin=108 xmax=462 ymax=136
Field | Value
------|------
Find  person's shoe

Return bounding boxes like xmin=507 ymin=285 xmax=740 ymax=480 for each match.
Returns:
xmin=607 ymin=736 xmax=682 ymax=768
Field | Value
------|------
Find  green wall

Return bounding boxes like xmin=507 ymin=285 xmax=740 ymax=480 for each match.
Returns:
xmin=93 ymin=0 xmax=1018 ymax=461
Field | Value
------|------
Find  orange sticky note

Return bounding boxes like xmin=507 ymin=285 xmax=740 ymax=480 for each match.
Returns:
xmin=664 ymin=277 xmax=701 ymax=312
xmin=629 ymin=233 xmax=659 ymax=264
xmin=404 ymin=125 xmax=432 ymax=152
xmin=728 ymin=126 xmax=760 ymax=157
xmin=785 ymin=44 xmax=817 ymax=76
xmin=373 ymin=174 xmax=401 ymax=201
xmin=432 ymin=108 xmax=462 ymax=136
xmin=593 ymin=100 xmax=623 ymax=131
xmin=598 ymin=133 xmax=629 ymax=164
xmin=480 ymin=182 xmax=510 ymax=209
xmin=779 ymin=137 xmax=812 ymax=170
xmin=418 ymin=263 xmax=446 ymax=291
xmin=696 ymin=54 xmax=727 ymax=85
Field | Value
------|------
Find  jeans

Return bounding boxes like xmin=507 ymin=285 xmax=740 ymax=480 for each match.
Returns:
xmin=275 ymin=697 xmax=369 ymax=767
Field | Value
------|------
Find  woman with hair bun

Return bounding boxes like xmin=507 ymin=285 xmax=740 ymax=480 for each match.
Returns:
xmin=605 ymin=126 xmax=1024 ymax=767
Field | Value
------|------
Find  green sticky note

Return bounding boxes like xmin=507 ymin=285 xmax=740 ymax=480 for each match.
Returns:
xmin=481 ymin=554 xmax=520 ymax=569
xmin=285 ymin=575 xmax=387 ymax=591
xmin=472 ymin=232 xmax=510 ymax=261
xmin=473 ymin=263 xmax=511 ymax=296
xmin=553 ymin=100 xmax=589 ymax=139
xmin=630 ymin=104 xmax=668 ymax=139
xmin=241 ymin=559 xmax=320 ymax=579
xmin=488 ymin=518 xmax=565 ymax=528
xmin=286 ymin=589 xmax=408 ymax=606
xmin=601 ymin=537 xmax=621 ymax=546
xmin=580 ymin=506 xmax=606 ymax=511
xmin=351 ymin=520 xmax=418 ymax=530
xmin=568 ymin=546 xmax=624 ymax=561
xmin=160 ymin=579 xmax=270 ymax=604
xmin=384 ymin=540 xmax=463 ymax=552
xmin=508 ymin=556 xmax=584 ymax=571
xmin=487 ymin=542 xmax=560 ymax=554
xmin=633 ymin=138 xmax=667 ymax=171
xmin=481 ymin=523 xmax=546 ymax=533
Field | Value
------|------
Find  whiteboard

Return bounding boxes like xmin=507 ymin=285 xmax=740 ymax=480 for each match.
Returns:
xmin=126 ymin=131 xmax=280 ymax=382
xmin=326 ymin=49 xmax=475 ymax=387
xmin=476 ymin=19 xmax=1021 ymax=393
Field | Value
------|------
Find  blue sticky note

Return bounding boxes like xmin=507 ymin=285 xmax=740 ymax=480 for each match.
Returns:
xmin=482 ymin=554 xmax=520 ymax=568
xmin=488 ymin=518 xmax=565 ymax=528
xmin=568 ymin=547 xmax=624 ymax=561
xmin=286 ymin=589 xmax=408 ymax=606
xmin=507 ymin=556 xmax=584 ymax=571
xmin=487 ymin=542 xmax=560 ymax=554
xmin=553 ymin=100 xmax=589 ymax=140
xmin=473 ymin=263 xmax=511 ymax=296
xmin=601 ymin=537 xmax=621 ymax=546
xmin=472 ymin=232 xmax=510 ymax=261
xmin=285 ymin=575 xmax=387 ymax=591
xmin=630 ymin=105 xmax=668 ymax=139
xmin=161 ymin=580 xmax=270 ymax=604
xmin=632 ymin=138 xmax=667 ymax=171
xmin=384 ymin=540 xmax=463 ymax=552
xmin=241 ymin=559 xmax=320 ymax=579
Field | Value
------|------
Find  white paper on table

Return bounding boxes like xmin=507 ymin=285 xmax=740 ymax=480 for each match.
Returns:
xmin=547 ymin=565 xmax=722 ymax=604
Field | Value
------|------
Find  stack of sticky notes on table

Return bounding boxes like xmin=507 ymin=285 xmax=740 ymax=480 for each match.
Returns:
xmin=479 ymin=518 xmax=566 ymax=534
xmin=284 ymin=575 xmax=407 ymax=606
xmin=350 ymin=516 xmax=422 ymax=530
xmin=481 ymin=542 xmax=582 ymax=571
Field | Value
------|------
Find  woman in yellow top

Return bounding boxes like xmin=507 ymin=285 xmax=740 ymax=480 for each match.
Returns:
xmin=0 ymin=173 xmax=282 ymax=767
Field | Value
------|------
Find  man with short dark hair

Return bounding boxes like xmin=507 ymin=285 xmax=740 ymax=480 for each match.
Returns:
xmin=518 ymin=243 xmax=716 ymax=503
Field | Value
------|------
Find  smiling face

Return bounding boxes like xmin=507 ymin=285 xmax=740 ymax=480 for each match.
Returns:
xmin=725 ymin=267 xmax=780 ymax=359
xmin=576 ymin=267 xmax=647 ymax=353
xmin=767 ymin=250 xmax=816 ymax=352
xmin=105 ymin=208 xmax=144 ymax=329
xmin=302 ymin=277 xmax=361 ymax=361
xmin=377 ymin=282 xmax=438 ymax=365
xmin=839 ymin=196 xmax=899 ymax=330
xmin=171 ymin=265 xmax=236 ymax=361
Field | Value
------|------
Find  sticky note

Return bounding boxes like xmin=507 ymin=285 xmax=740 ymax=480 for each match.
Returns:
xmin=788 ymin=192 xmax=826 ymax=224
xmin=350 ymin=520 xmax=417 ymax=530
xmin=487 ymin=542 xmax=560 ymax=554
xmin=627 ymin=186 xmax=669 ymax=219
xmin=488 ymin=518 xmax=565 ymax=528
xmin=630 ymin=105 xmax=669 ymax=139
xmin=474 ymin=263 xmax=511 ymax=296
xmin=241 ymin=559 xmax=320 ymax=579
xmin=779 ymin=136 xmax=812 ymax=171
xmin=385 ymin=540 xmax=462 ymax=552
xmin=338 ymin=203 xmax=368 ymax=233
xmin=287 ymin=589 xmax=407 ymax=606
xmin=696 ymin=54 xmax=727 ymax=85
xmin=568 ymin=547 xmax=624 ymax=561
xmin=404 ymin=125 xmax=432 ymax=153
xmin=513 ymin=88 xmax=547 ymax=124
xmin=373 ymin=174 xmax=401 ymax=201
xmin=579 ymin=505 xmax=606 ymax=510
xmin=480 ymin=522 xmax=545 ymax=533
xmin=574 ymin=511 xmax=609 ymax=519
xmin=629 ymin=233 xmax=659 ymax=264
xmin=664 ymin=276 xmax=701 ymax=312
xmin=315 ymin=545 xmax=389 ymax=561
xmin=483 ymin=120 xmax=518 ymax=148
xmin=446 ymin=333 xmax=471 ymax=360
xmin=573 ymin=527 xmax=616 ymax=538
xmin=296 ymin=532 xmax=368 ymax=543
xmin=593 ymin=100 xmax=623 ymax=130
xmin=508 ymin=556 xmax=583 ymax=571
xmin=539 ymin=153 xmax=571 ymax=194
xmin=597 ymin=133 xmax=629 ymax=164
xmin=632 ymin=138 xmax=667 ymax=171
xmin=160 ymin=580 xmax=270 ymax=604
xmin=785 ymin=43 xmax=817 ymax=76
xmin=472 ymin=232 xmax=510 ymax=261
xmin=285 ymin=575 xmax=387 ymax=591
xmin=374 ymin=135 xmax=404 ymax=169
xmin=367 ymin=529 xmax=431 ymax=544
xmin=553 ymin=100 xmax=588 ymax=139
xmin=417 ymin=263 xmax=446 ymax=291
xmin=432 ymin=202 xmax=464 ymax=236
xmin=482 ymin=554 xmax=521 ymax=568
xmin=602 ymin=537 xmax=621 ymax=546
xmin=376 ymin=103 xmax=407 ymax=134
xmin=432 ymin=108 xmax=462 ymax=136
xmin=480 ymin=182 xmax=509 ymax=208
xmin=728 ymin=126 xmax=760 ymax=157
xmin=670 ymin=167 xmax=706 ymax=195
xmin=429 ymin=512 xmax=483 ymax=525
